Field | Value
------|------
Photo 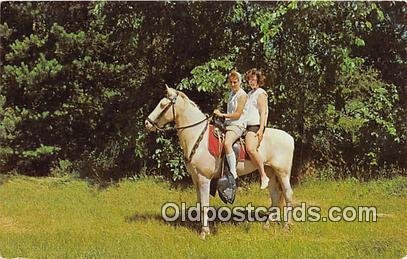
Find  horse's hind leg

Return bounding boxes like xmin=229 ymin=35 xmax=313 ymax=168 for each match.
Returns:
xmin=264 ymin=167 xmax=281 ymax=228
xmin=277 ymin=171 xmax=294 ymax=230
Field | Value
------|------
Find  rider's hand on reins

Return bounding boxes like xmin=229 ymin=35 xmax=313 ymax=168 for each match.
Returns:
xmin=213 ymin=109 xmax=223 ymax=118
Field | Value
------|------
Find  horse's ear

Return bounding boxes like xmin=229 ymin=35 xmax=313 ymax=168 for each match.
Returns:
xmin=165 ymin=84 xmax=170 ymax=96
xmin=165 ymin=84 xmax=177 ymax=98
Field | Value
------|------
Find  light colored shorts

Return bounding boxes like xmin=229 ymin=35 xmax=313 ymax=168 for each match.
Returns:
xmin=225 ymin=125 xmax=246 ymax=137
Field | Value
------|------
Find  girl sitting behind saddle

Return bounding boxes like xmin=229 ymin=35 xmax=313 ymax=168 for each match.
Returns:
xmin=245 ymin=68 xmax=270 ymax=189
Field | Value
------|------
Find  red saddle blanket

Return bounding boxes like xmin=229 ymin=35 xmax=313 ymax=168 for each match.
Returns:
xmin=208 ymin=125 xmax=247 ymax=161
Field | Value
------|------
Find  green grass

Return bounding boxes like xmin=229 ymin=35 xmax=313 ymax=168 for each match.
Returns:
xmin=0 ymin=175 xmax=406 ymax=258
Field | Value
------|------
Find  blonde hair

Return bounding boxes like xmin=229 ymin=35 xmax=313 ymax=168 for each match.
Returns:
xmin=228 ymin=70 xmax=242 ymax=84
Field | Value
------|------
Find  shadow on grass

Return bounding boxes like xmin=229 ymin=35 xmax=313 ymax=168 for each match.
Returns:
xmin=168 ymin=173 xmax=268 ymax=191
xmin=0 ymin=174 xmax=12 ymax=186
xmin=126 ymin=209 xmax=276 ymax=234
xmin=126 ymin=213 xmax=202 ymax=232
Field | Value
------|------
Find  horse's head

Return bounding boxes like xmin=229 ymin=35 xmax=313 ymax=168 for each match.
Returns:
xmin=145 ymin=86 xmax=179 ymax=132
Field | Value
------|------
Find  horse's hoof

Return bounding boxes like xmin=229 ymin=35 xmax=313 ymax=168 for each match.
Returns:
xmin=268 ymin=217 xmax=281 ymax=223
xmin=199 ymin=232 xmax=206 ymax=240
xmin=283 ymin=222 xmax=293 ymax=232
xmin=263 ymin=222 xmax=270 ymax=229
xmin=267 ymin=215 xmax=281 ymax=226
xmin=199 ymin=231 xmax=210 ymax=240
xmin=199 ymin=228 xmax=210 ymax=240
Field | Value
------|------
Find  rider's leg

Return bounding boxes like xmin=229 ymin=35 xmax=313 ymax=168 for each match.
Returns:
xmin=245 ymin=131 xmax=269 ymax=189
xmin=224 ymin=129 xmax=240 ymax=179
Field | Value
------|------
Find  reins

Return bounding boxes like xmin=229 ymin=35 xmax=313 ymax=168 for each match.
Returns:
xmin=147 ymin=92 xmax=213 ymax=163
xmin=147 ymin=93 xmax=212 ymax=131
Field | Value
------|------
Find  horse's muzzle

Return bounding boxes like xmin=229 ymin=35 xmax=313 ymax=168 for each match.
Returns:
xmin=144 ymin=119 xmax=156 ymax=131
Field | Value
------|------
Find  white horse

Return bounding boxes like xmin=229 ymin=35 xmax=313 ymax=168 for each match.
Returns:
xmin=145 ymin=86 xmax=294 ymax=238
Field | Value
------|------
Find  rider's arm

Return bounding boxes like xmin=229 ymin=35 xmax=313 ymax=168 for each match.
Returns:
xmin=258 ymin=92 xmax=268 ymax=131
xmin=222 ymin=94 xmax=247 ymax=120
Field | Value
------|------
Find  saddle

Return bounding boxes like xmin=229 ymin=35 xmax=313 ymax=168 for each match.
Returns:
xmin=208 ymin=125 xmax=248 ymax=162
xmin=208 ymin=118 xmax=249 ymax=204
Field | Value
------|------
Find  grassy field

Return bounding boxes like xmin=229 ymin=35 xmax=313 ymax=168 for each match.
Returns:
xmin=0 ymin=175 xmax=406 ymax=258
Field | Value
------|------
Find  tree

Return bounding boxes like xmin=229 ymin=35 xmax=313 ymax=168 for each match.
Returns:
xmin=1 ymin=1 xmax=404 ymax=180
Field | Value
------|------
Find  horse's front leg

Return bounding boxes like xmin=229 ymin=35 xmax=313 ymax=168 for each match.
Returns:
xmin=197 ymin=173 xmax=211 ymax=239
xmin=187 ymin=165 xmax=201 ymax=204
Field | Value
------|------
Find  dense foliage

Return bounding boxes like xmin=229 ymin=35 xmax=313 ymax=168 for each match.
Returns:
xmin=1 ymin=2 xmax=405 ymax=180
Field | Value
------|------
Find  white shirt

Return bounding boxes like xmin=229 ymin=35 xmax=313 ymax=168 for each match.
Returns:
xmin=245 ymin=88 xmax=268 ymax=126
xmin=225 ymin=88 xmax=248 ymax=128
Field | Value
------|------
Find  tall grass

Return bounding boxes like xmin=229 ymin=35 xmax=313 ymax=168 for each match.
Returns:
xmin=0 ymin=175 xmax=406 ymax=258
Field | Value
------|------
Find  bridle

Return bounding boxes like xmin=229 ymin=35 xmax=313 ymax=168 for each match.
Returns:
xmin=146 ymin=94 xmax=178 ymax=131
xmin=146 ymin=92 xmax=213 ymax=163
xmin=146 ymin=92 xmax=211 ymax=132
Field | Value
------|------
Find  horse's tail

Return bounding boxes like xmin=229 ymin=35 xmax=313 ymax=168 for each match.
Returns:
xmin=265 ymin=127 xmax=295 ymax=176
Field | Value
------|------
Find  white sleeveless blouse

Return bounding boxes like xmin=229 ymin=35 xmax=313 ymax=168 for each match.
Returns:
xmin=225 ymin=88 xmax=248 ymax=127
xmin=245 ymin=88 xmax=268 ymax=126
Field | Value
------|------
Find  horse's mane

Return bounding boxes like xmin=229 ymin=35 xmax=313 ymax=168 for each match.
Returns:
xmin=176 ymin=90 xmax=203 ymax=113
